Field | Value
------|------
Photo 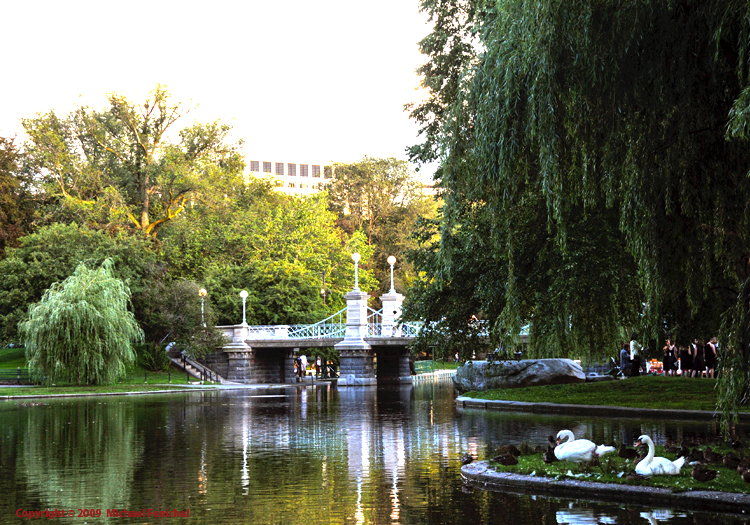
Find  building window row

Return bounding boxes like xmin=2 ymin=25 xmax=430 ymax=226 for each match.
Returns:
xmin=250 ymin=161 xmax=325 ymax=178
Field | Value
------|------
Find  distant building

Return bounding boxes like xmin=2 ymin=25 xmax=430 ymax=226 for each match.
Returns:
xmin=248 ymin=158 xmax=332 ymax=196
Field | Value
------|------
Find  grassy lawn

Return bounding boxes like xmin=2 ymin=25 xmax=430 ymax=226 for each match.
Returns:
xmin=414 ymin=359 xmax=460 ymax=373
xmin=463 ymin=375 xmax=734 ymax=412
xmin=0 ymin=346 xmax=26 ymax=368
xmin=0 ymin=345 xmax=216 ymax=397
xmin=487 ymin=441 xmax=750 ymax=494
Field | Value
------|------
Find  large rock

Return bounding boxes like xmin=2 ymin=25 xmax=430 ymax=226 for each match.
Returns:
xmin=452 ymin=359 xmax=585 ymax=394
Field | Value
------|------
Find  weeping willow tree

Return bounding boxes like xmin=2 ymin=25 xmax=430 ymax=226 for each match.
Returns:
xmin=406 ymin=0 xmax=750 ymax=429
xmin=20 ymin=258 xmax=143 ymax=385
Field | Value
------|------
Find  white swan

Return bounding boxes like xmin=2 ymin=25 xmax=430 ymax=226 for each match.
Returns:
xmin=635 ymin=435 xmax=686 ymax=476
xmin=554 ymin=430 xmax=615 ymax=463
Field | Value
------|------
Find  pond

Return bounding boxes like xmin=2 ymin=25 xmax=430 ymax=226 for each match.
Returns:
xmin=0 ymin=377 xmax=747 ymax=524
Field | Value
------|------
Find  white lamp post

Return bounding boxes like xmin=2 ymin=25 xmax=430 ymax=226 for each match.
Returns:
xmin=351 ymin=252 xmax=361 ymax=291
xmin=387 ymin=255 xmax=396 ymax=293
xmin=198 ymin=288 xmax=207 ymax=327
xmin=239 ymin=290 xmax=249 ymax=326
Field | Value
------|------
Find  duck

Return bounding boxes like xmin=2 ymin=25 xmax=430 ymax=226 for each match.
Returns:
xmin=461 ymin=453 xmax=473 ymax=465
xmin=737 ymin=457 xmax=750 ymax=474
xmin=492 ymin=454 xmax=518 ymax=466
xmin=703 ymin=447 xmax=723 ymax=464
xmin=554 ymin=430 xmax=615 ymax=463
xmin=618 ymin=443 xmax=638 ymax=460
xmin=543 ymin=446 xmax=558 ymax=463
xmin=496 ymin=444 xmax=521 ymax=457
xmin=691 ymin=464 xmax=719 ymax=483
xmin=742 ymin=468 xmax=750 ymax=484
xmin=625 ymin=470 xmax=648 ymax=481
xmin=634 ymin=443 xmax=649 ymax=466
xmin=675 ymin=444 xmax=690 ymax=459
xmin=634 ymin=435 xmax=686 ymax=476
xmin=723 ymin=453 xmax=741 ymax=470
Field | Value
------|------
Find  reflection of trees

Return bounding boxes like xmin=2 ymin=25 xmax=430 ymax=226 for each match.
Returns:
xmin=4 ymin=381 xmax=740 ymax=524
xmin=18 ymin=400 xmax=141 ymax=518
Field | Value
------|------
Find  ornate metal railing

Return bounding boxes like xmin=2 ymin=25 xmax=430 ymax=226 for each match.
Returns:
xmin=225 ymin=307 xmax=424 ymax=341
xmin=287 ymin=308 xmax=347 ymax=339
xmin=400 ymin=322 xmax=423 ymax=337
xmin=367 ymin=307 xmax=383 ymax=337
xmin=245 ymin=325 xmax=290 ymax=339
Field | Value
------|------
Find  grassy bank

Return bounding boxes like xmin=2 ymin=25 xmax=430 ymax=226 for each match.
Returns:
xmin=463 ymin=375 xmax=734 ymax=412
xmin=0 ymin=345 xmax=217 ymax=397
xmin=0 ymin=346 xmax=26 ymax=368
xmin=414 ymin=360 xmax=460 ymax=373
xmin=487 ymin=442 xmax=750 ymax=494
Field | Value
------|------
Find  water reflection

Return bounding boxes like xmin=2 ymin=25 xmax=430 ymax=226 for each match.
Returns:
xmin=0 ymin=378 xmax=747 ymax=524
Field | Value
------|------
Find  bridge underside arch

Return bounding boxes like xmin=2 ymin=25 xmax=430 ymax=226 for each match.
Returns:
xmin=201 ymin=340 xmax=413 ymax=385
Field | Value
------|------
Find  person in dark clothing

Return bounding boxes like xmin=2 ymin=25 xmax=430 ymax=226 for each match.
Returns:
xmin=679 ymin=345 xmax=691 ymax=377
xmin=691 ymin=338 xmax=705 ymax=378
xmin=620 ymin=342 xmax=631 ymax=375
xmin=663 ymin=339 xmax=676 ymax=376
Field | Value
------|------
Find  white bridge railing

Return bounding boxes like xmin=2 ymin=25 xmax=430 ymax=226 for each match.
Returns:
xmin=218 ymin=307 xmax=423 ymax=342
xmin=288 ymin=308 xmax=347 ymax=339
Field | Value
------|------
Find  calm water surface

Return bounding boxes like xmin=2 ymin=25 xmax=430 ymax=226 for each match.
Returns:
xmin=1 ymin=377 xmax=748 ymax=524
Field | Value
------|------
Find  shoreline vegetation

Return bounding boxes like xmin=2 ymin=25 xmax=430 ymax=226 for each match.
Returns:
xmin=462 ymin=461 xmax=750 ymax=515
xmin=479 ymin=443 xmax=750 ymax=495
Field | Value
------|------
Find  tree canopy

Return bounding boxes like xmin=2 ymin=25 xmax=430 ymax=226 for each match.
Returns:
xmin=22 ymin=85 xmax=245 ymax=238
xmin=327 ymin=157 xmax=437 ymax=300
xmin=406 ymin=0 xmax=750 ymax=429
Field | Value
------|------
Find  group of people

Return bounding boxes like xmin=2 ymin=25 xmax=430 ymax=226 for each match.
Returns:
xmin=661 ymin=337 xmax=719 ymax=378
xmin=619 ymin=333 xmax=718 ymax=378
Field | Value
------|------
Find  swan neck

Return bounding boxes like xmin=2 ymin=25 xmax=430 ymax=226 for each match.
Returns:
xmin=645 ymin=437 xmax=655 ymax=462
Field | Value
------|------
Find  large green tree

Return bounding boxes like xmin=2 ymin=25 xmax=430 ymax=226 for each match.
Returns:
xmin=20 ymin=259 xmax=143 ymax=385
xmin=407 ymin=0 xmax=750 ymax=428
xmin=327 ymin=157 xmax=437 ymax=300
xmin=0 ymin=137 xmax=34 ymax=256
xmin=0 ymin=223 xmax=160 ymax=344
xmin=22 ymin=85 xmax=245 ymax=237
xmin=160 ymin=178 xmax=375 ymax=324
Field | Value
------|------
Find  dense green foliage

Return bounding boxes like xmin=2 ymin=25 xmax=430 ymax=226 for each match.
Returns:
xmin=0 ymin=137 xmax=33 ymax=256
xmin=406 ymin=0 xmax=750 ymax=429
xmin=22 ymin=85 xmax=245 ymax=237
xmin=0 ymin=223 xmax=160 ymax=343
xmin=327 ymin=157 xmax=437 ymax=302
xmin=20 ymin=259 xmax=143 ymax=385
xmin=0 ymin=86 xmax=430 ymax=383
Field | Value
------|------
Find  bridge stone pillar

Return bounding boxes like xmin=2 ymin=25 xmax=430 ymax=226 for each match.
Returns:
xmin=222 ymin=324 xmax=253 ymax=383
xmin=372 ymin=345 xmax=413 ymax=384
xmin=380 ymin=291 xmax=404 ymax=337
xmin=335 ymin=290 xmax=376 ymax=386
xmin=284 ymin=348 xmax=297 ymax=384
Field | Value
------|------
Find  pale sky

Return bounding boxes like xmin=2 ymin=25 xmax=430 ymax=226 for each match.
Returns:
xmin=1 ymin=0 xmax=437 ymax=179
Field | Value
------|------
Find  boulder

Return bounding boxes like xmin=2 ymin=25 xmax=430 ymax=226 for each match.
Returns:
xmin=452 ymin=359 xmax=585 ymax=394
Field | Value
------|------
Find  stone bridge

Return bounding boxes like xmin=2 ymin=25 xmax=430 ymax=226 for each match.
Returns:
xmin=203 ymin=288 xmax=417 ymax=386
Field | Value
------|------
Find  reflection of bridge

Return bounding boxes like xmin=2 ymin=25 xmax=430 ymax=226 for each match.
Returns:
xmin=204 ymin=287 xmax=416 ymax=386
